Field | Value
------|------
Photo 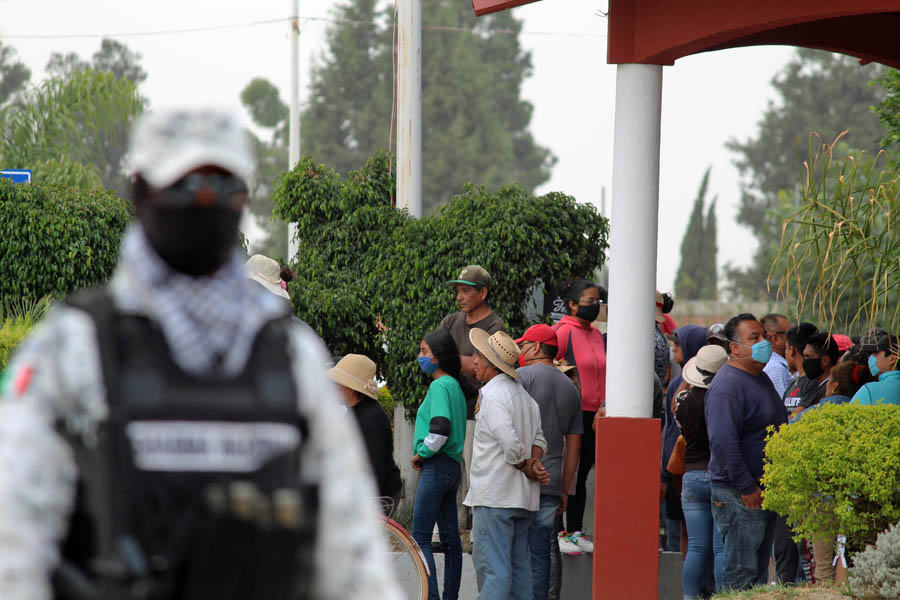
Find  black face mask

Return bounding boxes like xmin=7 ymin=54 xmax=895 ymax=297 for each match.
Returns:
xmin=141 ymin=206 xmax=242 ymax=276
xmin=803 ymin=357 xmax=825 ymax=380
xmin=575 ymin=303 xmax=601 ymax=322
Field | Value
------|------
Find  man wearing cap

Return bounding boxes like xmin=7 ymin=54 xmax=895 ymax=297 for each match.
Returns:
xmin=851 ymin=333 xmax=900 ymax=405
xmin=515 ymin=324 xmax=582 ymax=600
xmin=0 ymin=109 xmax=401 ymax=600
xmin=464 ymin=328 xmax=548 ymax=600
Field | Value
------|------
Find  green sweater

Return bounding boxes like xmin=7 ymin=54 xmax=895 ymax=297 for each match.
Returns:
xmin=413 ymin=375 xmax=468 ymax=463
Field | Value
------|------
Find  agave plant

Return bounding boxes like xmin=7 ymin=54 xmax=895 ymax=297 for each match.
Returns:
xmin=771 ymin=132 xmax=900 ymax=334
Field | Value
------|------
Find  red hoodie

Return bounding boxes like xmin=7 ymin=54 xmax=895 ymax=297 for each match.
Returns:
xmin=553 ymin=315 xmax=607 ymax=412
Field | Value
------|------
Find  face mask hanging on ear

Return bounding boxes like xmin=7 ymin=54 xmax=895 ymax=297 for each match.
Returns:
xmin=868 ymin=354 xmax=881 ymax=377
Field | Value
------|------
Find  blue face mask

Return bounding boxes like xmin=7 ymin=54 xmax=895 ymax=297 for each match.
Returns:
xmin=751 ymin=339 xmax=773 ymax=364
xmin=868 ymin=354 xmax=881 ymax=377
xmin=418 ymin=355 xmax=439 ymax=375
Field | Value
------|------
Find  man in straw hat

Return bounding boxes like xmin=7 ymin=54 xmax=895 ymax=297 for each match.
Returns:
xmin=464 ymin=328 xmax=548 ymax=599
xmin=0 ymin=108 xmax=401 ymax=600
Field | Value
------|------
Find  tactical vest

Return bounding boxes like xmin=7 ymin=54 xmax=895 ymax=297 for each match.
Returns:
xmin=54 ymin=291 xmax=318 ymax=600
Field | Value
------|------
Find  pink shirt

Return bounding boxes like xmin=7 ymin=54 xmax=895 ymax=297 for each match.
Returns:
xmin=553 ymin=315 xmax=607 ymax=412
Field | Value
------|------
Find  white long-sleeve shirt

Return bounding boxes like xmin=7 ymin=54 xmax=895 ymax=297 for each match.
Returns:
xmin=463 ymin=374 xmax=547 ymax=511
xmin=0 ymin=261 xmax=401 ymax=600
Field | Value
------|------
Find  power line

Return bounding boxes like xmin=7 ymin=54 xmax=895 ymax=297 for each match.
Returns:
xmin=2 ymin=14 xmax=605 ymax=41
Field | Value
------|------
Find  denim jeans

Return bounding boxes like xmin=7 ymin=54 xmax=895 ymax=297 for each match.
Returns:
xmin=681 ymin=470 xmax=724 ymax=599
xmin=528 ymin=495 xmax=560 ymax=600
xmin=472 ymin=505 xmax=534 ymax=600
xmin=710 ymin=486 xmax=777 ymax=592
xmin=412 ymin=454 xmax=462 ymax=600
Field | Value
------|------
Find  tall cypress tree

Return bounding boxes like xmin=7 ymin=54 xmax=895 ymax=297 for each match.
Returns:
xmin=675 ymin=167 xmax=718 ymax=300
xmin=299 ymin=0 xmax=555 ymax=213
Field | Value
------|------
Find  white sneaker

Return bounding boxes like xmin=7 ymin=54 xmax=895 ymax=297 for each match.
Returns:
xmin=570 ymin=531 xmax=594 ymax=553
xmin=558 ymin=531 xmax=581 ymax=555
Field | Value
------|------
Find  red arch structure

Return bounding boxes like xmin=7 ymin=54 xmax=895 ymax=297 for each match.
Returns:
xmin=470 ymin=1 xmax=900 ymax=598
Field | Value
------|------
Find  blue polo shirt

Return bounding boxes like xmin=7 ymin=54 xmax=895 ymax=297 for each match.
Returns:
xmin=851 ymin=370 xmax=900 ymax=406
xmin=706 ymin=363 xmax=788 ymax=495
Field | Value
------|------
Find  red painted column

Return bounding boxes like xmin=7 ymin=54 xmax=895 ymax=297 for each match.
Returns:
xmin=593 ymin=417 xmax=661 ymax=599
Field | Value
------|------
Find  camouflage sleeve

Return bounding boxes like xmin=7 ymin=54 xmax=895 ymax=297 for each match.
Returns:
xmin=287 ymin=326 xmax=403 ymax=600
xmin=0 ymin=307 xmax=105 ymax=600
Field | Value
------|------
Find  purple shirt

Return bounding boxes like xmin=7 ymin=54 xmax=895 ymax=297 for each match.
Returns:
xmin=706 ymin=363 xmax=787 ymax=495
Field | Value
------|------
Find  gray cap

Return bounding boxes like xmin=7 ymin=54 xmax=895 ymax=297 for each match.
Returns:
xmin=128 ymin=108 xmax=254 ymax=188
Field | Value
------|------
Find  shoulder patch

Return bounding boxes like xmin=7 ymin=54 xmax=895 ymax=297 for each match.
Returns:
xmin=12 ymin=364 xmax=34 ymax=397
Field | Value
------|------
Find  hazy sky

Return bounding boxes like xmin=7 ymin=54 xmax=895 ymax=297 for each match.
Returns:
xmin=1 ymin=0 xmax=797 ymax=292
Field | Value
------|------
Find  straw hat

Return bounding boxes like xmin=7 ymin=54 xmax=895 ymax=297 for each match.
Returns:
xmin=469 ymin=328 xmax=520 ymax=379
xmin=682 ymin=345 xmax=728 ymax=389
xmin=245 ymin=254 xmax=290 ymax=300
xmin=326 ymin=354 xmax=378 ymax=399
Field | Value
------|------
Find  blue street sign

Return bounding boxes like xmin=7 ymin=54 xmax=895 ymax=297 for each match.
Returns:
xmin=0 ymin=169 xmax=33 ymax=184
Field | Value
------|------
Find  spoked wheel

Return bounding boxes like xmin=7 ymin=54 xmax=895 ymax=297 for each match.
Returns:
xmin=381 ymin=517 xmax=429 ymax=600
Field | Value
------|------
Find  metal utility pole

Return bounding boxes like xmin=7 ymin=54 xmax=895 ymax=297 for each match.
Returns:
xmin=396 ymin=0 xmax=422 ymax=218
xmin=288 ymin=0 xmax=300 ymax=261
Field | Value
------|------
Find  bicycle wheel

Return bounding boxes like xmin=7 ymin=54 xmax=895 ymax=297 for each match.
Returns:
xmin=381 ymin=518 xmax=429 ymax=600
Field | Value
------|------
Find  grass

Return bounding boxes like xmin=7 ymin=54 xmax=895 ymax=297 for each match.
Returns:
xmin=712 ymin=583 xmax=854 ymax=599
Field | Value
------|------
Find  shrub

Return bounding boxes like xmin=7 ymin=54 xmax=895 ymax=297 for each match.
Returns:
xmin=0 ymin=179 xmax=132 ymax=303
xmin=273 ymin=150 xmax=609 ymax=415
xmin=762 ymin=403 xmax=900 ymax=548
xmin=850 ymin=522 xmax=900 ymax=599
xmin=0 ymin=297 xmax=52 ymax=372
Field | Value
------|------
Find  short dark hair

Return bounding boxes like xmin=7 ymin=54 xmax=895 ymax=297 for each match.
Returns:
xmin=805 ymin=332 xmax=841 ymax=364
xmin=537 ymin=343 xmax=558 ymax=359
xmin=724 ymin=313 xmax=758 ymax=345
xmin=761 ymin=313 xmax=788 ymax=330
xmin=786 ymin=322 xmax=818 ymax=353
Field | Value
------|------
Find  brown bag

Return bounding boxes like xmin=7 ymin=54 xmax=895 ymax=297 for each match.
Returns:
xmin=667 ymin=435 xmax=686 ymax=476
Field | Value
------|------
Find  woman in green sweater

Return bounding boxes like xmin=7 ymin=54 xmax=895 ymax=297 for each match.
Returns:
xmin=411 ymin=329 xmax=475 ymax=600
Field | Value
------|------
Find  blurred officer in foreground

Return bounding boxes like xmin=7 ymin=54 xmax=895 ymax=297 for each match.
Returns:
xmin=0 ymin=109 xmax=401 ymax=600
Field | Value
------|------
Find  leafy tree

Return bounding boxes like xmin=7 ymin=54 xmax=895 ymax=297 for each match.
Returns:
xmin=272 ymin=150 xmax=607 ymax=414
xmin=674 ymin=167 xmax=718 ymax=299
xmin=0 ymin=69 xmax=144 ymax=193
xmin=240 ymin=78 xmax=289 ymax=259
xmin=726 ymin=49 xmax=887 ymax=300
xmin=874 ymin=68 xmax=900 ymax=154
xmin=0 ymin=39 xmax=30 ymax=106
xmin=300 ymin=0 xmax=555 ymax=214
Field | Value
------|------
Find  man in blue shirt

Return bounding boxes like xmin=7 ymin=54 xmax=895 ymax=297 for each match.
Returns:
xmin=852 ymin=333 xmax=900 ymax=406
xmin=761 ymin=314 xmax=792 ymax=399
xmin=706 ymin=313 xmax=788 ymax=592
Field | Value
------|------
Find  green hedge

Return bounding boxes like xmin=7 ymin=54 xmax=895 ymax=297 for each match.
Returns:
xmin=273 ymin=150 xmax=609 ymax=415
xmin=762 ymin=403 xmax=900 ymax=548
xmin=0 ymin=180 xmax=132 ymax=303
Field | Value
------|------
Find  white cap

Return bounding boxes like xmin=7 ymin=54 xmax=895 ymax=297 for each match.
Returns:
xmin=128 ymin=108 xmax=254 ymax=188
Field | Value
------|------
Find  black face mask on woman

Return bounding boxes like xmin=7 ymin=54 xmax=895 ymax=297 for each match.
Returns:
xmin=141 ymin=205 xmax=242 ymax=276
xmin=575 ymin=303 xmax=601 ymax=323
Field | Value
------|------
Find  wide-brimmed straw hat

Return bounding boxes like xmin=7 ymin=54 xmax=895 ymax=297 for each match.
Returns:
xmin=682 ymin=345 xmax=728 ymax=389
xmin=245 ymin=254 xmax=290 ymax=300
xmin=326 ymin=354 xmax=378 ymax=399
xmin=469 ymin=328 xmax=520 ymax=379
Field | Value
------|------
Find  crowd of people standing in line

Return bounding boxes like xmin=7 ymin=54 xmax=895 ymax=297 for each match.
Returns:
xmin=660 ymin=312 xmax=899 ymax=598
xmin=337 ymin=262 xmax=900 ymax=600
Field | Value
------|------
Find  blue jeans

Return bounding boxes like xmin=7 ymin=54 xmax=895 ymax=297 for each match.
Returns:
xmin=681 ymin=470 xmax=724 ymax=599
xmin=528 ymin=495 xmax=560 ymax=600
xmin=710 ymin=486 xmax=777 ymax=592
xmin=412 ymin=454 xmax=462 ymax=600
xmin=472 ymin=506 xmax=534 ymax=600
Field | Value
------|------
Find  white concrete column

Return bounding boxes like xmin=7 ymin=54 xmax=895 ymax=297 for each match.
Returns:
xmin=396 ymin=0 xmax=423 ymax=218
xmin=605 ymin=64 xmax=663 ymax=418
xmin=287 ymin=0 xmax=301 ymax=261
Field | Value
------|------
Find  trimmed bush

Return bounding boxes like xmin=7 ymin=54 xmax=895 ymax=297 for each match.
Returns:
xmin=0 ymin=179 xmax=132 ymax=303
xmin=273 ymin=150 xmax=609 ymax=415
xmin=850 ymin=522 xmax=900 ymax=599
xmin=762 ymin=403 xmax=900 ymax=548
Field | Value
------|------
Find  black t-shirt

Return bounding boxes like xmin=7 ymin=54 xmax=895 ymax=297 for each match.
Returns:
xmin=798 ymin=377 xmax=829 ymax=409
xmin=440 ymin=310 xmax=506 ymax=417
xmin=674 ymin=386 xmax=710 ymax=471
xmin=351 ymin=397 xmax=402 ymax=497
